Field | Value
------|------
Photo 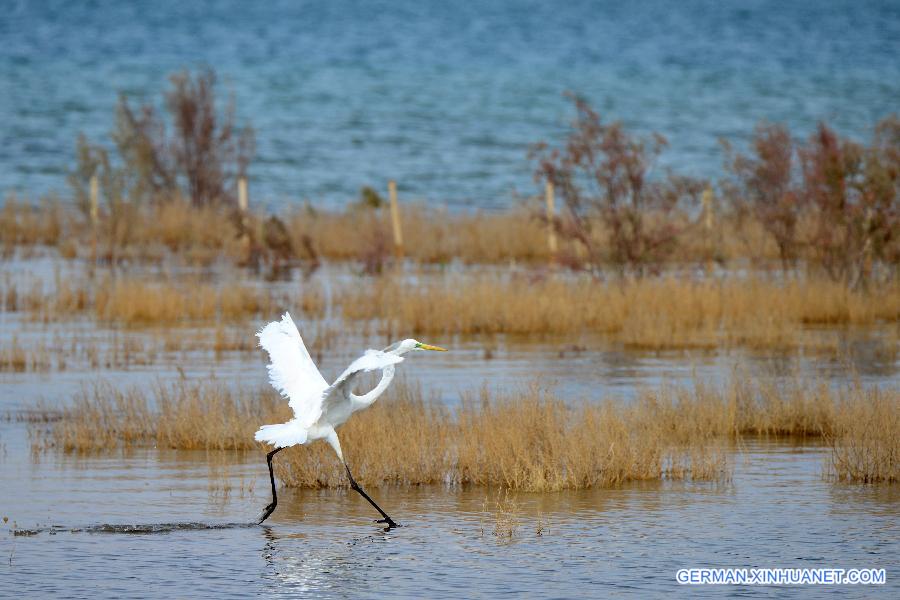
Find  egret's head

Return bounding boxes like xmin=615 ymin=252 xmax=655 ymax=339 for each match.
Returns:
xmin=384 ymin=339 xmax=448 ymax=356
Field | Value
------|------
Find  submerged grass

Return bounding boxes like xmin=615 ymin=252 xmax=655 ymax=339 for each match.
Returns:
xmin=36 ymin=374 xmax=898 ymax=489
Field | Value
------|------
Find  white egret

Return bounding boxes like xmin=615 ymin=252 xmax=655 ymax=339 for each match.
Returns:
xmin=254 ymin=312 xmax=446 ymax=526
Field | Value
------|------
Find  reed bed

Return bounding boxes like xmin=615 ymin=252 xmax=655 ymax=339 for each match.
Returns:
xmin=48 ymin=381 xmax=289 ymax=452
xmin=0 ymin=196 xmax=792 ymax=267
xmin=0 ymin=338 xmax=52 ymax=372
xmin=15 ymin=274 xmax=295 ymax=326
xmin=36 ymin=375 xmax=898 ymax=489
xmin=339 ymin=274 xmax=899 ymax=350
xmin=286 ymin=205 xmax=552 ymax=265
xmin=93 ymin=279 xmax=275 ymax=325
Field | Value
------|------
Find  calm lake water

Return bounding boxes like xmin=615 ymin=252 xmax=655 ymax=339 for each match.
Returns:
xmin=2 ymin=0 xmax=899 ymax=208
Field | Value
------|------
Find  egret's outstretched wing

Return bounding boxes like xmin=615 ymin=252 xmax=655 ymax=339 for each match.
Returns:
xmin=320 ymin=349 xmax=404 ymax=412
xmin=333 ymin=349 xmax=404 ymax=388
xmin=258 ymin=312 xmax=329 ymax=426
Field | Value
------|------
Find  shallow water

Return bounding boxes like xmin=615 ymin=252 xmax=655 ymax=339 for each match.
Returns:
xmin=1 ymin=259 xmax=898 ymax=596
xmin=3 ymin=0 xmax=899 ymax=207
xmin=2 ymin=258 xmax=896 ymax=413
xmin=2 ymin=420 xmax=898 ymax=598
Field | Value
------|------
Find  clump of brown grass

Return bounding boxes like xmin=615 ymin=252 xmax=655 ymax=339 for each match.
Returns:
xmin=0 ymin=196 xmax=67 ymax=248
xmin=0 ymin=338 xmax=52 ymax=372
xmin=481 ymin=489 xmax=521 ymax=538
xmin=827 ymin=386 xmax=899 ymax=483
xmin=20 ymin=274 xmax=287 ymax=325
xmin=38 ymin=375 xmax=897 ymax=489
xmin=643 ymin=375 xmax=839 ymax=439
xmin=49 ymin=381 xmax=289 ymax=452
xmin=339 ymin=273 xmax=898 ymax=350
xmin=94 ymin=278 xmax=276 ymax=325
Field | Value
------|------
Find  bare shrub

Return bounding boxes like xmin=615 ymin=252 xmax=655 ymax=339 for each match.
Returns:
xmin=800 ymin=119 xmax=899 ymax=288
xmin=70 ymin=68 xmax=254 ymax=211
xmin=724 ymin=123 xmax=801 ymax=270
xmin=725 ymin=117 xmax=899 ymax=286
xmin=531 ymin=94 xmax=703 ymax=276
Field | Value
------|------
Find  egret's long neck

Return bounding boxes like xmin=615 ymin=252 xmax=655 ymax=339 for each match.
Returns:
xmin=351 ymin=364 xmax=396 ymax=407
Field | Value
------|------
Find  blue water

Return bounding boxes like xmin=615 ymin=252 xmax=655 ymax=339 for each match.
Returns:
xmin=1 ymin=0 xmax=898 ymax=209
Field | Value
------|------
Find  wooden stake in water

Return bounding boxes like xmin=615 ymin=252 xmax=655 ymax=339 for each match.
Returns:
xmin=388 ymin=180 xmax=404 ymax=257
xmin=236 ymin=176 xmax=251 ymax=260
xmin=89 ymin=174 xmax=99 ymax=226
xmin=238 ymin=176 xmax=249 ymax=212
xmin=545 ymin=181 xmax=558 ymax=257
xmin=89 ymin=174 xmax=99 ymax=263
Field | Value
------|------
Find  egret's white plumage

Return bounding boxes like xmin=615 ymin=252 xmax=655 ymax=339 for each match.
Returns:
xmin=254 ymin=311 xmax=446 ymax=525
xmin=256 ymin=312 xmax=328 ymax=426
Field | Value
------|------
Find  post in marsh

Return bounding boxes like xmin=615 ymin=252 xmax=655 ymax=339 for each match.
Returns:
xmin=237 ymin=176 xmax=251 ymax=257
xmin=89 ymin=174 xmax=99 ymax=262
xmin=388 ymin=179 xmax=404 ymax=258
xmin=545 ymin=181 xmax=558 ymax=261
xmin=702 ymin=185 xmax=715 ymax=275
xmin=238 ymin=176 xmax=249 ymax=213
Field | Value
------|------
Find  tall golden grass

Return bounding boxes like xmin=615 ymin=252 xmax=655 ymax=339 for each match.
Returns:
xmin=16 ymin=275 xmax=291 ymax=325
xmin=38 ymin=374 xmax=898 ymax=488
xmin=827 ymin=386 xmax=899 ymax=483
xmin=4 ymin=266 xmax=894 ymax=356
xmin=338 ymin=274 xmax=899 ymax=350
xmin=49 ymin=381 xmax=289 ymax=452
xmin=286 ymin=205 xmax=552 ymax=265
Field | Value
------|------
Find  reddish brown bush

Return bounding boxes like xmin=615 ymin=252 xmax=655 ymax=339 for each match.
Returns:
xmin=725 ymin=123 xmax=801 ymax=270
xmin=531 ymin=94 xmax=702 ymax=276
xmin=724 ymin=117 xmax=898 ymax=286
xmin=800 ymin=120 xmax=898 ymax=288
xmin=72 ymin=68 xmax=255 ymax=210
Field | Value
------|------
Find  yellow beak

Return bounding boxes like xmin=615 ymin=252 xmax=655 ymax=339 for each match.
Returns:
xmin=417 ymin=343 xmax=448 ymax=352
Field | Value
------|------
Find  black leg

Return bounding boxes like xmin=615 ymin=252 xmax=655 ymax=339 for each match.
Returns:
xmin=344 ymin=463 xmax=398 ymax=529
xmin=259 ymin=447 xmax=284 ymax=524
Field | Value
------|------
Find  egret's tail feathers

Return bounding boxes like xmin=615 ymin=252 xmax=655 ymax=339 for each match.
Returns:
xmin=254 ymin=421 xmax=308 ymax=447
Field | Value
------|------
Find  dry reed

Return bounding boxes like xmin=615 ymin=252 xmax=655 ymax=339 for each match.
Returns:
xmin=0 ymin=338 xmax=52 ymax=372
xmin=0 ymin=196 xmax=821 ymax=268
xmin=482 ymin=489 xmax=521 ymax=538
xmin=37 ymin=373 xmax=896 ymax=489
xmin=826 ymin=386 xmax=899 ymax=483
xmin=48 ymin=381 xmax=289 ymax=452
xmin=20 ymin=275 xmax=291 ymax=326
xmin=339 ymin=274 xmax=899 ymax=350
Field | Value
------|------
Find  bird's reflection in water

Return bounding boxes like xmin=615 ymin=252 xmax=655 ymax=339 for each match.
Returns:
xmin=261 ymin=525 xmax=392 ymax=593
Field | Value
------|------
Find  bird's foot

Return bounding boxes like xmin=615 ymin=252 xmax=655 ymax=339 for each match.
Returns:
xmin=375 ymin=518 xmax=399 ymax=529
xmin=258 ymin=503 xmax=277 ymax=524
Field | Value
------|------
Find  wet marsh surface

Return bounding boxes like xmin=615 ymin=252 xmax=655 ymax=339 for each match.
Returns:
xmin=1 ymin=257 xmax=898 ymax=598
xmin=2 ymin=426 xmax=898 ymax=598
